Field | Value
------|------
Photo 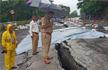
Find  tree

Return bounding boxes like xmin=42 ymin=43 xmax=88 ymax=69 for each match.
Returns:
xmin=77 ymin=0 xmax=108 ymax=20
xmin=69 ymin=10 xmax=78 ymax=18
xmin=0 ymin=0 xmax=45 ymax=22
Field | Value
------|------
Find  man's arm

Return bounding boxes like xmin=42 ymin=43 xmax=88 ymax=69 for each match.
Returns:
xmin=42 ymin=22 xmax=53 ymax=29
xmin=39 ymin=22 xmax=42 ymax=25
xmin=29 ymin=22 xmax=33 ymax=38
xmin=38 ymin=16 xmax=42 ymax=25
xmin=37 ymin=20 xmax=42 ymax=25
xmin=1 ymin=32 xmax=7 ymax=51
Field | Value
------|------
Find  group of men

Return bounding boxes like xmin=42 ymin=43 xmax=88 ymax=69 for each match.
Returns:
xmin=1 ymin=11 xmax=54 ymax=70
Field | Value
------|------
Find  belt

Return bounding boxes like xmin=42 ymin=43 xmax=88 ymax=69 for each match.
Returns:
xmin=43 ymin=32 xmax=51 ymax=35
xmin=33 ymin=32 xmax=38 ymax=34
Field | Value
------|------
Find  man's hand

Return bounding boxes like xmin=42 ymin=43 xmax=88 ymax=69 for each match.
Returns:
xmin=39 ymin=22 xmax=42 ymax=25
xmin=31 ymin=36 xmax=33 ymax=38
xmin=42 ymin=22 xmax=53 ymax=29
xmin=3 ymin=47 xmax=7 ymax=51
xmin=50 ymin=22 xmax=53 ymax=26
xmin=39 ymin=16 xmax=41 ymax=20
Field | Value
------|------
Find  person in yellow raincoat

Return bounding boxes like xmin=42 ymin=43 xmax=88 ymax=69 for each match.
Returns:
xmin=1 ymin=24 xmax=18 ymax=70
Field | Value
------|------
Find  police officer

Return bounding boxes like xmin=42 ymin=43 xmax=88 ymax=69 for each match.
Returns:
xmin=41 ymin=11 xmax=54 ymax=64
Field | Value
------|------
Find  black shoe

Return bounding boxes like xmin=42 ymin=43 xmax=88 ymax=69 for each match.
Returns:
xmin=1 ymin=50 xmax=7 ymax=54
xmin=11 ymin=66 xmax=17 ymax=69
xmin=32 ymin=51 xmax=39 ymax=55
xmin=17 ymin=63 xmax=24 ymax=66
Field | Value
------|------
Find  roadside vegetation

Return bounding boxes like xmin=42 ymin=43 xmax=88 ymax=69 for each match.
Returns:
xmin=77 ymin=0 xmax=108 ymax=20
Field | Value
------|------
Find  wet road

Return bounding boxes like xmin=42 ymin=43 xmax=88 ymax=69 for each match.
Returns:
xmin=0 ymin=29 xmax=29 ymax=70
xmin=0 ymin=21 xmax=108 ymax=70
xmin=0 ymin=22 xmax=65 ymax=70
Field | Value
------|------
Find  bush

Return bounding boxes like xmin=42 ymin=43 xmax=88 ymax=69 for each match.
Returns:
xmin=0 ymin=23 xmax=5 ymax=31
xmin=16 ymin=21 xmax=26 ymax=26
xmin=25 ymin=19 xmax=32 ymax=24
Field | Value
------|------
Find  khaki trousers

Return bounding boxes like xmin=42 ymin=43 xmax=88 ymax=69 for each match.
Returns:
xmin=32 ymin=33 xmax=39 ymax=54
xmin=41 ymin=33 xmax=51 ymax=59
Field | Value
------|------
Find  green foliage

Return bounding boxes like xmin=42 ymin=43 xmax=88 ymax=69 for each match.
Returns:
xmin=0 ymin=0 xmax=70 ymax=22
xmin=0 ymin=23 xmax=5 ymax=31
xmin=69 ymin=10 xmax=78 ymax=18
xmin=77 ymin=0 xmax=104 ymax=15
xmin=49 ymin=0 xmax=53 ymax=3
xmin=16 ymin=21 xmax=26 ymax=26
xmin=77 ymin=0 xmax=108 ymax=14
xmin=77 ymin=0 xmax=108 ymax=19
xmin=107 ymin=10 xmax=108 ymax=13
xmin=0 ymin=0 xmax=45 ymax=22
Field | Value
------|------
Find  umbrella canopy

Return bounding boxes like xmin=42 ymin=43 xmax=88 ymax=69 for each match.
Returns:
xmin=25 ymin=0 xmax=51 ymax=7
xmin=59 ymin=8 xmax=69 ymax=16
xmin=39 ymin=3 xmax=69 ymax=17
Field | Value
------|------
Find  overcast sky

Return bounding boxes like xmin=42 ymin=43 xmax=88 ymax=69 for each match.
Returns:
xmin=53 ymin=0 xmax=80 ymax=15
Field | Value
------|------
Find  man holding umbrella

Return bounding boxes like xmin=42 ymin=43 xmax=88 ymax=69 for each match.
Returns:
xmin=41 ymin=11 xmax=54 ymax=64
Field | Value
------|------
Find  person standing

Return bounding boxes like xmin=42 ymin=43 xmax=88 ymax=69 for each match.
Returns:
xmin=38 ymin=16 xmax=42 ymax=32
xmin=41 ymin=11 xmax=54 ymax=64
xmin=29 ymin=15 xmax=41 ymax=55
xmin=1 ymin=24 xmax=18 ymax=70
xmin=38 ymin=16 xmax=42 ymax=25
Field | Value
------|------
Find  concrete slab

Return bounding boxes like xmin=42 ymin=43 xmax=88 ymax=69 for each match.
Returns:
xmin=13 ymin=44 xmax=64 ymax=70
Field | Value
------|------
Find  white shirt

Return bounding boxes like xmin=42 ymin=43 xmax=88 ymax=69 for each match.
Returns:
xmin=29 ymin=20 xmax=40 ymax=36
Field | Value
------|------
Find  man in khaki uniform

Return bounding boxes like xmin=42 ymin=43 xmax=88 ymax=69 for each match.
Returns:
xmin=41 ymin=11 xmax=54 ymax=64
xmin=29 ymin=15 xmax=41 ymax=55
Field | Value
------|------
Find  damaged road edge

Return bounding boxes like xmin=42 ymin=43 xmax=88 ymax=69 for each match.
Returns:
xmin=55 ymin=42 xmax=87 ymax=70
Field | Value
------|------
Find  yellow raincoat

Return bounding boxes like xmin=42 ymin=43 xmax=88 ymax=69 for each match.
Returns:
xmin=1 ymin=24 xmax=18 ymax=70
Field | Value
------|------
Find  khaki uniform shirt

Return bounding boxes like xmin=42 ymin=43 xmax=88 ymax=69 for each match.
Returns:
xmin=41 ymin=16 xmax=53 ymax=33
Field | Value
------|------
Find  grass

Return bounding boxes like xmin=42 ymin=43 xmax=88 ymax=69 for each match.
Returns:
xmin=0 ymin=20 xmax=28 ymax=31
xmin=15 ymin=20 xmax=31 ymax=26
xmin=16 ymin=21 xmax=26 ymax=26
xmin=0 ymin=20 xmax=29 ymax=39
xmin=0 ymin=23 xmax=5 ymax=31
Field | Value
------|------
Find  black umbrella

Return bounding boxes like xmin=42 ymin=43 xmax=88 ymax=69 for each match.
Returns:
xmin=39 ymin=3 xmax=69 ymax=17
